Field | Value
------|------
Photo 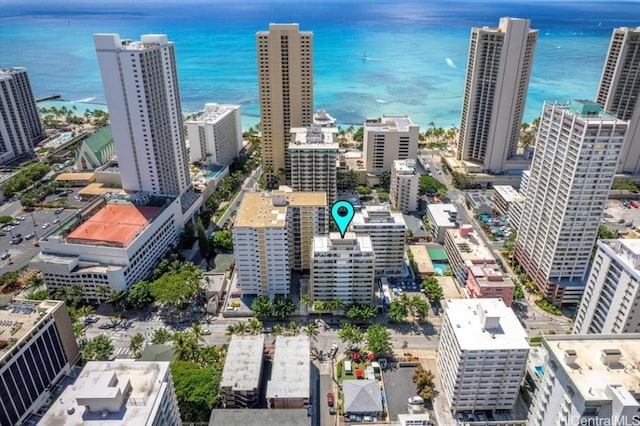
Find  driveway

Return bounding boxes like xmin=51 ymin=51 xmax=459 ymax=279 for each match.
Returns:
xmin=382 ymin=365 xmax=417 ymax=422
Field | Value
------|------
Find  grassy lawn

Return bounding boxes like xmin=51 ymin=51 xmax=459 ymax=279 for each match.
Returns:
xmin=336 ymin=358 xmax=382 ymax=384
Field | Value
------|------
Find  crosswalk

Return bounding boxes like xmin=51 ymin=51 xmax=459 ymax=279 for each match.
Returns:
xmin=112 ymin=347 xmax=132 ymax=359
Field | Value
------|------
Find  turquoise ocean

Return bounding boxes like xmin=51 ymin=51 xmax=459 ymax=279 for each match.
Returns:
xmin=1 ymin=0 xmax=639 ymax=130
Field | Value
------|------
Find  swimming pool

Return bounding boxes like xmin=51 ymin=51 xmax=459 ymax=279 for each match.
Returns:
xmin=535 ymin=366 xmax=544 ymax=376
xmin=204 ymin=165 xmax=226 ymax=179
xmin=56 ymin=132 xmax=72 ymax=143
xmin=433 ymin=262 xmax=451 ymax=276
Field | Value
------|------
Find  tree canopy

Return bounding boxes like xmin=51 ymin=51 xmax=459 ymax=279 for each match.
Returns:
xmin=126 ymin=281 xmax=154 ymax=309
xmin=366 ymin=323 xmax=391 ymax=356
xmin=345 ymin=303 xmax=378 ymax=322
xmin=149 ymin=262 xmax=201 ymax=309
xmin=212 ymin=230 xmax=233 ymax=252
xmin=418 ymin=175 xmax=447 ymax=196
xmin=170 ymin=361 xmax=222 ymax=422
xmin=422 ymin=277 xmax=444 ymax=302
xmin=83 ymin=335 xmax=114 ymax=361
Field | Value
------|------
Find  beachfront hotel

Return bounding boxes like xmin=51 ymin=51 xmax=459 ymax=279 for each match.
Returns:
xmin=527 ymin=334 xmax=640 ymax=426
xmin=0 ymin=67 xmax=45 ymax=165
xmin=573 ymin=239 xmax=640 ymax=335
xmin=0 ymin=298 xmax=79 ymax=426
xmin=310 ymin=232 xmax=376 ymax=305
xmin=362 ymin=115 xmax=419 ymax=175
xmin=437 ymin=298 xmax=529 ymax=414
xmin=514 ymin=100 xmax=627 ymax=306
xmin=597 ymin=26 xmax=640 ymax=174
xmin=457 ymin=17 xmax=537 ymax=173
xmin=185 ymin=103 xmax=243 ymax=167
xmin=31 ymin=195 xmax=183 ymax=301
xmin=232 ymin=189 xmax=327 ymax=298
xmin=257 ymin=24 xmax=313 ymax=185
xmin=289 ymin=125 xmax=339 ymax=205
xmin=94 ymin=34 xmax=191 ymax=198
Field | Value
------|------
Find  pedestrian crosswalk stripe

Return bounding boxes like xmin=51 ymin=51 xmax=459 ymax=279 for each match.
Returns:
xmin=113 ymin=347 xmax=131 ymax=358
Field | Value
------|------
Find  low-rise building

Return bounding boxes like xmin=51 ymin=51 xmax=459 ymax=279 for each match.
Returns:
xmin=492 ymin=185 xmax=521 ymax=216
xmin=32 ymin=194 xmax=183 ymax=302
xmin=465 ymin=264 xmax=515 ymax=307
xmin=437 ymin=298 xmax=529 ymax=413
xmin=310 ymin=232 xmax=376 ymax=305
xmin=444 ymin=226 xmax=495 ymax=286
xmin=220 ymin=335 xmax=266 ymax=408
xmin=425 ymin=204 xmax=458 ymax=243
xmin=390 ymin=159 xmax=419 ymax=213
xmin=75 ymin=126 xmax=116 ymax=171
xmin=266 ymin=335 xmax=310 ymax=409
xmin=343 ymin=379 xmax=383 ymax=420
xmin=38 ymin=361 xmax=181 ymax=425
xmin=209 ymin=409 xmax=310 ymax=426
xmin=0 ymin=298 xmax=79 ymax=426
xmin=186 ymin=103 xmax=242 ymax=166
xmin=527 ymin=334 xmax=640 ymax=426
xmin=408 ymin=244 xmax=435 ymax=278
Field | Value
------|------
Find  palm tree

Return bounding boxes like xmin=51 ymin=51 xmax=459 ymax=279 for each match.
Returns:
xmin=247 ymin=318 xmax=263 ymax=335
xmin=70 ymin=284 xmax=84 ymax=306
xmin=173 ymin=331 xmax=197 ymax=362
xmin=189 ymin=323 xmax=206 ymax=345
xmin=328 ymin=298 xmax=344 ymax=313
xmin=300 ymin=294 xmax=312 ymax=318
xmin=272 ymin=324 xmax=286 ymax=336
xmin=287 ymin=320 xmax=300 ymax=336
xmin=152 ymin=328 xmax=173 ymax=344
xmin=97 ymin=285 xmax=110 ymax=303
xmin=54 ymin=286 xmax=71 ymax=304
xmin=304 ymin=323 xmax=319 ymax=342
xmin=76 ymin=305 xmax=95 ymax=320
xmin=129 ymin=333 xmax=145 ymax=358
xmin=107 ymin=290 xmax=126 ymax=312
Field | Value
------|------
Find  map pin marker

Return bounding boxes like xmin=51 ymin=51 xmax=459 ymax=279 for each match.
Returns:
xmin=331 ymin=200 xmax=355 ymax=239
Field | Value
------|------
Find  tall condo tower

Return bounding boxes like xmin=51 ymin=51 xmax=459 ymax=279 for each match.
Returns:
xmin=257 ymin=24 xmax=313 ymax=185
xmin=514 ymin=100 xmax=627 ymax=306
xmin=457 ymin=17 xmax=537 ymax=173
xmin=0 ymin=67 xmax=45 ymax=164
xmin=94 ymin=34 xmax=190 ymax=197
xmin=596 ymin=26 xmax=640 ymax=174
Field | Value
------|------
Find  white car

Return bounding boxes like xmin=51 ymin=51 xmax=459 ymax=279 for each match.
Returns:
xmin=408 ymin=396 xmax=424 ymax=405
xmin=42 ymin=223 xmax=50 ymax=229
xmin=201 ymin=329 xmax=211 ymax=335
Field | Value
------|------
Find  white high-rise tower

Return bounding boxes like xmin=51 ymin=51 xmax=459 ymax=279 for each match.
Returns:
xmin=514 ymin=100 xmax=627 ymax=306
xmin=94 ymin=34 xmax=190 ymax=197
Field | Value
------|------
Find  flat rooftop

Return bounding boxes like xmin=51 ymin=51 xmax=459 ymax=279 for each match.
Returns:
xmin=446 ymin=228 xmax=495 ymax=262
xmin=352 ymin=206 xmax=406 ymax=227
xmin=220 ymin=335 xmax=265 ymax=391
xmin=427 ymin=204 xmax=458 ymax=227
xmin=543 ymin=334 xmax=640 ymax=402
xmin=0 ymin=299 xmax=62 ymax=360
xmin=290 ymin=125 xmax=339 ymax=149
xmin=55 ymin=172 xmax=96 ymax=182
xmin=599 ymin=239 xmax=640 ymax=275
xmin=186 ymin=103 xmax=239 ymax=124
xmin=66 ymin=203 xmax=161 ymax=248
xmin=266 ymin=335 xmax=310 ymax=400
xmin=365 ymin=115 xmax=415 ymax=132
xmin=39 ymin=361 xmax=172 ymax=425
xmin=468 ymin=265 xmax=513 ymax=288
xmin=444 ymin=298 xmax=529 ymax=351
xmin=234 ymin=190 xmax=326 ymax=228
xmin=209 ymin=409 xmax=310 ymax=426
xmin=393 ymin=159 xmax=418 ymax=174
xmin=493 ymin=185 xmax=520 ymax=203
xmin=409 ymin=245 xmax=434 ymax=275
xmin=313 ymin=232 xmax=374 ymax=254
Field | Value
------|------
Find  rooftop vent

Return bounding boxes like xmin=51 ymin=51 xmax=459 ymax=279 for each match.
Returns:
xmin=564 ymin=349 xmax=577 ymax=365
xmin=601 ymin=349 xmax=622 ymax=365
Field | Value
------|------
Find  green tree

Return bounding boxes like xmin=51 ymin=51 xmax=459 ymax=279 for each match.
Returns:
xmin=272 ymin=297 xmax=296 ymax=319
xmin=338 ymin=170 xmax=359 ymax=191
xmin=251 ymin=295 xmax=273 ymax=318
xmin=378 ymin=171 xmax=391 ymax=192
xmin=26 ymin=289 xmax=50 ymax=300
xmin=413 ymin=297 xmax=431 ymax=323
xmin=345 ymin=303 xmax=378 ymax=322
xmin=418 ymin=175 xmax=447 ymax=195
xmin=353 ymin=126 xmax=364 ymax=142
xmin=355 ymin=185 xmax=372 ymax=197
xmin=127 ymin=281 xmax=154 ymax=309
xmin=212 ymin=230 xmax=233 ymax=252
xmin=189 ymin=323 xmax=207 ymax=345
xmin=366 ymin=323 xmax=391 ymax=356
xmin=129 ymin=333 xmax=145 ymax=358
xmin=388 ymin=299 xmax=408 ymax=322
xmin=196 ymin=217 xmax=209 ymax=259
xmin=173 ymin=331 xmax=200 ymax=362
xmin=413 ymin=365 xmax=435 ymax=402
xmin=152 ymin=328 xmax=174 ymax=344
xmin=170 ymin=361 xmax=222 ymax=422
xmin=83 ymin=335 xmax=114 ymax=361
xmin=149 ymin=264 xmax=201 ymax=309
xmin=422 ymin=277 xmax=444 ymax=302
xmin=304 ymin=323 xmax=319 ymax=342
xmin=247 ymin=318 xmax=263 ymax=335
xmin=338 ymin=323 xmax=365 ymax=349
xmin=300 ymin=294 xmax=312 ymax=317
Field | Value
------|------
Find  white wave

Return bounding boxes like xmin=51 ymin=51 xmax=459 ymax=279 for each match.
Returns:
xmin=72 ymin=97 xmax=95 ymax=103
xmin=545 ymin=32 xmax=550 ymax=35
xmin=375 ymin=99 xmax=387 ymax=103
xmin=445 ymin=58 xmax=456 ymax=69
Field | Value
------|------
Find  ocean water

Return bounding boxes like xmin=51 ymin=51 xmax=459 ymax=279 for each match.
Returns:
xmin=1 ymin=0 xmax=639 ymax=130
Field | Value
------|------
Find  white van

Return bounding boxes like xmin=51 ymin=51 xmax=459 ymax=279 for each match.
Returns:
xmin=344 ymin=360 xmax=353 ymax=375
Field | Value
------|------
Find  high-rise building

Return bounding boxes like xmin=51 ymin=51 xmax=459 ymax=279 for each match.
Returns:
xmin=363 ymin=115 xmax=419 ymax=175
xmin=289 ymin=125 xmax=338 ymax=204
xmin=457 ymin=18 xmax=537 ymax=173
xmin=39 ymin=361 xmax=182 ymax=425
xmin=527 ymin=334 xmax=640 ymax=426
xmin=437 ymin=299 xmax=529 ymax=414
xmin=310 ymin=232 xmax=376 ymax=304
xmin=573 ymin=239 xmax=640 ymax=334
xmin=257 ymin=24 xmax=313 ymax=185
xmin=1 ymin=299 xmax=79 ymax=426
xmin=514 ymin=100 xmax=627 ymax=306
xmin=233 ymin=189 xmax=326 ymax=298
xmin=390 ymin=159 xmax=419 ymax=213
xmin=596 ymin=27 xmax=640 ymax=174
xmin=186 ymin=103 xmax=243 ymax=166
xmin=94 ymin=34 xmax=190 ymax=197
xmin=350 ymin=205 xmax=407 ymax=277
xmin=0 ymin=67 xmax=45 ymax=164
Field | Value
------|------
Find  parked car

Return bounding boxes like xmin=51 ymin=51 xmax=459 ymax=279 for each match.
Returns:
xmin=10 ymin=237 xmax=22 ymax=245
xmin=98 ymin=323 xmax=115 ymax=329
xmin=408 ymin=396 xmax=424 ymax=405
xmin=84 ymin=316 xmax=98 ymax=324
xmin=201 ymin=329 xmax=211 ymax=335
xmin=42 ymin=223 xmax=50 ymax=229
xmin=327 ymin=392 xmax=334 ymax=407
xmin=25 ymin=233 xmax=35 ymax=240
xmin=55 ymin=207 xmax=65 ymax=214
xmin=53 ymin=218 xmax=60 ymax=224
xmin=1 ymin=253 xmax=10 ymax=260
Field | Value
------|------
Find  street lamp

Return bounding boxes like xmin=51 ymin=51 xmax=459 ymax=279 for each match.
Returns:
xmin=30 ymin=213 xmax=36 ymax=226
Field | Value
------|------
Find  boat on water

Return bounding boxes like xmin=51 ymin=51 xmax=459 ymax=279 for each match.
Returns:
xmin=362 ymin=52 xmax=367 ymax=60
